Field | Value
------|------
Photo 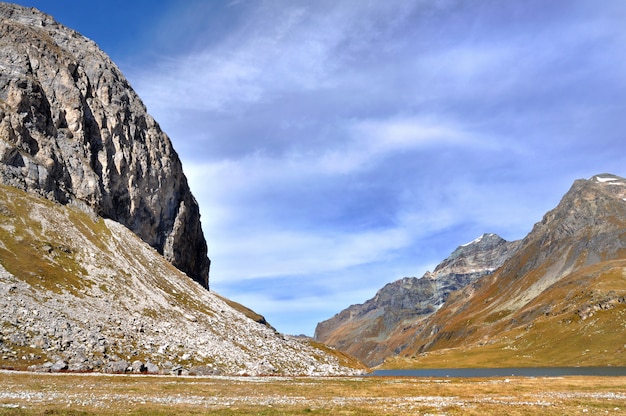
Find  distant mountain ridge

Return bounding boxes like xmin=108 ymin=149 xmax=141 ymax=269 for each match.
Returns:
xmin=315 ymin=233 xmax=521 ymax=366
xmin=318 ymin=174 xmax=626 ymax=368
xmin=0 ymin=3 xmax=209 ymax=286
xmin=398 ymin=173 xmax=626 ymax=364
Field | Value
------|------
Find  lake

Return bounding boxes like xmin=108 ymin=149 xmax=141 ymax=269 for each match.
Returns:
xmin=370 ymin=367 xmax=626 ymax=377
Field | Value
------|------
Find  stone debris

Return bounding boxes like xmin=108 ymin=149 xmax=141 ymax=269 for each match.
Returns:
xmin=0 ymin=204 xmax=361 ymax=376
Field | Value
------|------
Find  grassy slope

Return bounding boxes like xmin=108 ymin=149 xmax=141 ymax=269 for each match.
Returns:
xmin=0 ymin=184 xmax=365 ymax=374
xmin=0 ymin=184 xmax=99 ymax=294
xmin=383 ymin=260 xmax=626 ymax=369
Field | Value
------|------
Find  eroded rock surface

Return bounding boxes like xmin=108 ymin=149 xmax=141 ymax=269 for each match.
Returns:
xmin=0 ymin=3 xmax=209 ymax=286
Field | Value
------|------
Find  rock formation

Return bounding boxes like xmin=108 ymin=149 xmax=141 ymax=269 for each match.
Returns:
xmin=0 ymin=3 xmax=209 ymax=286
xmin=315 ymin=233 xmax=521 ymax=366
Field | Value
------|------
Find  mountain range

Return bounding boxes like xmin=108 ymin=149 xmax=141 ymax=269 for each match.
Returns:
xmin=317 ymin=174 xmax=626 ymax=368
xmin=315 ymin=233 xmax=521 ymax=366
xmin=2 ymin=2 xmax=625 ymax=375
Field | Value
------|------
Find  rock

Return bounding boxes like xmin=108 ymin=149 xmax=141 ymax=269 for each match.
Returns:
xmin=145 ymin=362 xmax=160 ymax=374
xmin=68 ymin=362 xmax=92 ymax=372
xmin=189 ymin=365 xmax=220 ymax=376
xmin=184 ymin=314 xmax=198 ymax=322
xmin=0 ymin=16 xmax=365 ymax=374
xmin=50 ymin=359 xmax=68 ymax=372
xmin=104 ymin=360 xmax=129 ymax=374
xmin=0 ymin=3 xmax=210 ymax=287
xmin=131 ymin=360 xmax=146 ymax=373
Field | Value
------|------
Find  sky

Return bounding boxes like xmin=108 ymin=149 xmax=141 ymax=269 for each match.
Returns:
xmin=16 ymin=0 xmax=626 ymax=336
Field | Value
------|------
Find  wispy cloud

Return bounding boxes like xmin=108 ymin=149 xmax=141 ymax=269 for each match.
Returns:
xmin=123 ymin=0 xmax=626 ymax=335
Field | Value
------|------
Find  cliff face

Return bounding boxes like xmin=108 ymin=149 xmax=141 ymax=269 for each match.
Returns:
xmin=315 ymin=233 xmax=520 ymax=366
xmin=0 ymin=3 xmax=209 ymax=286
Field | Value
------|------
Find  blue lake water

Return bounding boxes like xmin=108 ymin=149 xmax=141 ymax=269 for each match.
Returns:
xmin=369 ymin=367 xmax=626 ymax=377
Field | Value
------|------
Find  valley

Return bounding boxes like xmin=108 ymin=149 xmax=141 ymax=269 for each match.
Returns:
xmin=1 ymin=1 xmax=625 ymax=393
xmin=1 ymin=370 xmax=626 ymax=415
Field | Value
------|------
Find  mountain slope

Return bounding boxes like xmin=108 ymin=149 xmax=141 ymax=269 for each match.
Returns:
xmin=315 ymin=233 xmax=520 ymax=366
xmin=0 ymin=3 xmax=209 ymax=286
xmin=384 ymin=174 xmax=626 ymax=368
xmin=0 ymin=184 xmax=363 ymax=375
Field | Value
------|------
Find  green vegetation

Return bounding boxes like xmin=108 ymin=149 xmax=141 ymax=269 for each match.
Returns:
xmin=306 ymin=339 xmax=368 ymax=371
xmin=0 ymin=185 xmax=94 ymax=295
xmin=214 ymin=293 xmax=273 ymax=329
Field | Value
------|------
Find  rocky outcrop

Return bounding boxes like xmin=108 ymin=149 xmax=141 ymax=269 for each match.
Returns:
xmin=315 ymin=233 xmax=520 ymax=366
xmin=0 ymin=3 xmax=209 ymax=286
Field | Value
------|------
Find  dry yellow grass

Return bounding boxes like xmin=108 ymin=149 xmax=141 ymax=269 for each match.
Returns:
xmin=384 ymin=259 xmax=626 ymax=370
xmin=0 ymin=371 xmax=625 ymax=415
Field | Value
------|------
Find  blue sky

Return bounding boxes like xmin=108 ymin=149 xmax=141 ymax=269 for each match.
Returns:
xmin=18 ymin=0 xmax=626 ymax=336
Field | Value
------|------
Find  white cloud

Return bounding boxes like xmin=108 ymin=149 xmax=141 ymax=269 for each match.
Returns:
xmin=124 ymin=0 xmax=626 ymax=336
xmin=186 ymin=155 xmax=413 ymax=282
xmin=215 ymin=229 xmax=408 ymax=282
xmin=131 ymin=3 xmax=345 ymax=115
xmin=351 ymin=116 xmax=469 ymax=151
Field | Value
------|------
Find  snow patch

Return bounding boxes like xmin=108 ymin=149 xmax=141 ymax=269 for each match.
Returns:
xmin=595 ymin=175 xmax=621 ymax=183
xmin=461 ymin=233 xmax=496 ymax=247
xmin=462 ymin=235 xmax=484 ymax=247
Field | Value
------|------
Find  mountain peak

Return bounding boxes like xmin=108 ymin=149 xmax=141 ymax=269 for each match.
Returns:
xmin=460 ymin=233 xmax=503 ymax=247
xmin=432 ymin=233 xmax=518 ymax=277
xmin=315 ymin=232 xmax=520 ymax=366
xmin=530 ymin=173 xmax=626 ymax=246
xmin=0 ymin=2 xmax=210 ymax=286
xmin=586 ymin=173 xmax=626 ymax=200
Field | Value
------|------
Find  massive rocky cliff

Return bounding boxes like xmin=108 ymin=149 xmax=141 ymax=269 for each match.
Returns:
xmin=315 ymin=233 xmax=521 ymax=366
xmin=0 ymin=3 xmax=209 ymax=286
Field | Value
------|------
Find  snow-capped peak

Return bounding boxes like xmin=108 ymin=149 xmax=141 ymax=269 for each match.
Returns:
xmin=460 ymin=233 xmax=499 ymax=247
